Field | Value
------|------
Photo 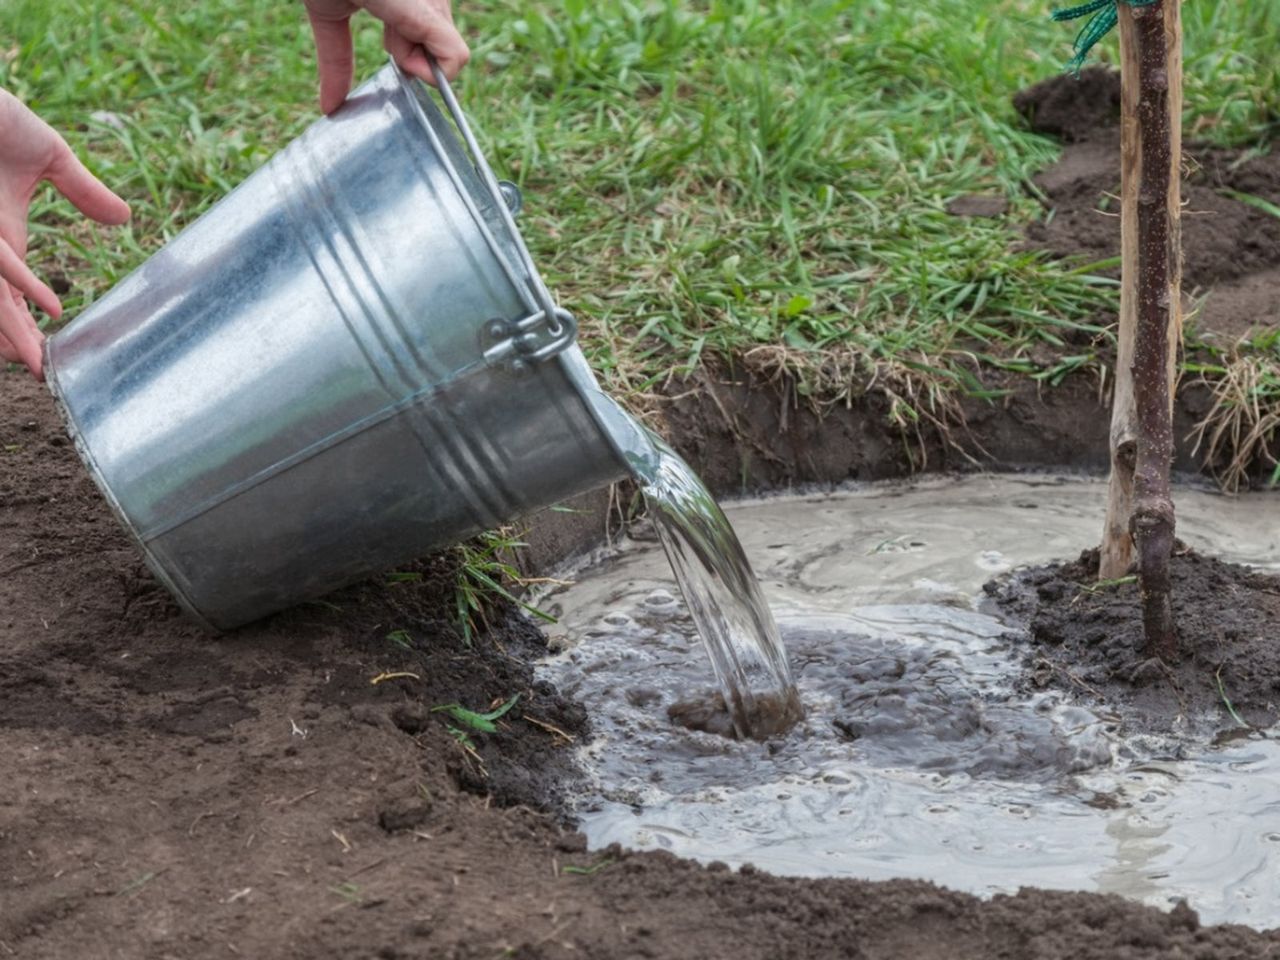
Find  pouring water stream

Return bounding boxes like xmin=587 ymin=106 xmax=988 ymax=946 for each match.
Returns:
xmin=631 ymin=437 xmax=804 ymax=738
xmin=588 ymin=393 xmax=803 ymax=739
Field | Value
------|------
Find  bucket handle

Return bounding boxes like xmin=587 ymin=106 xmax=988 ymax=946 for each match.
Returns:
xmin=420 ymin=58 xmax=574 ymax=351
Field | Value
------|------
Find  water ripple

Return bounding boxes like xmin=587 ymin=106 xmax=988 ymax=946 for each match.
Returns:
xmin=538 ymin=475 xmax=1280 ymax=928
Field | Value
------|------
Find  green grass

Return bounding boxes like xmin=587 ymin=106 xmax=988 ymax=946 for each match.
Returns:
xmin=432 ymin=694 xmax=519 ymax=750
xmin=1215 ymin=665 xmax=1248 ymax=727
xmin=2 ymin=0 xmax=1277 ymax=416
xmin=466 ymin=0 xmax=1118 ymax=401
xmin=454 ymin=529 xmax=556 ymax=645
xmin=562 ymin=856 xmax=615 ymax=876
xmin=432 ymin=694 xmax=520 ymax=733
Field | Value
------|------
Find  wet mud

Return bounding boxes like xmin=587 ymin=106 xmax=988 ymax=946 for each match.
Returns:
xmin=989 ymin=547 xmax=1280 ymax=733
xmin=667 ymin=688 xmax=805 ymax=741
xmin=539 ymin=477 xmax=1280 ymax=928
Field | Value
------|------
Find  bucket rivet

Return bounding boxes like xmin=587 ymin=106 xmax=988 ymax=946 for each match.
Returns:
xmin=497 ymin=180 xmax=523 ymax=216
xmin=486 ymin=319 xmax=508 ymax=340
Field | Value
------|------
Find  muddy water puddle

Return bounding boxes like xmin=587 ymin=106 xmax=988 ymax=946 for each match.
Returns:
xmin=537 ymin=475 xmax=1280 ymax=928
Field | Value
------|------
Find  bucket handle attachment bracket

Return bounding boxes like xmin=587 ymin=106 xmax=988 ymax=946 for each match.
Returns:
xmin=482 ymin=307 xmax=578 ymax=373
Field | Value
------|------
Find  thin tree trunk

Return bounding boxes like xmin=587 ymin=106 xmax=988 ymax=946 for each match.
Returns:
xmin=1099 ymin=0 xmax=1182 ymax=601
xmin=1128 ymin=0 xmax=1182 ymax=660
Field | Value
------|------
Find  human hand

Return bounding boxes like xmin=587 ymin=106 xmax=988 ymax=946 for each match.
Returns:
xmin=302 ymin=0 xmax=471 ymax=115
xmin=0 ymin=89 xmax=130 ymax=380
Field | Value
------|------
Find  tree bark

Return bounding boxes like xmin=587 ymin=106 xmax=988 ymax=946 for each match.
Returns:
xmin=1128 ymin=0 xmax=1182 ymax=660
xmin=1099 ymin=0 xmax=1183 ymax=610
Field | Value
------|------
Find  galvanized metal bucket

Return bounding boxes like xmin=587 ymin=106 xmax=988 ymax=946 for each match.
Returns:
xmin=45 ymin=61 xmax=644 ymax=630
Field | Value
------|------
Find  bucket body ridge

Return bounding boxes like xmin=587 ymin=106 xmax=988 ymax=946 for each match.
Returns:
xmin=46 ymin=63 xmax=630 ymax=629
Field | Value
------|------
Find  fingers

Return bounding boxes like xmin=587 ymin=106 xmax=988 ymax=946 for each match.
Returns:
xmin=307 ymin=11 xmax=357 ymax=114
xmin=378 ymin=2 xmax=470 ymax=85
xmin=0 ymin=237 xmax=61 ymax=319
xmin=0 ymin=325 xmax=19 ymax=363
xmin=45 ymin=143 xmax=131 ymax=226
xmin=384 ymin=27 xmax=470 ymax=86
xmin=383 ymin=29 xmax=429 ymax=84
xmin=305 ymin=0 xmax=468 ymax=109
xmin=0 ymin=284 xmax=44 ymax=380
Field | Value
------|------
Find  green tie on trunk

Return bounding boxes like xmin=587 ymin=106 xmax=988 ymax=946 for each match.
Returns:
xmin=1051 ymin=0 xmax=1160 ymax=74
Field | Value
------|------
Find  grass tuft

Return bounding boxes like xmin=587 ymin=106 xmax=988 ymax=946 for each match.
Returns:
xmin=454 ymin=529 xmax=556 ymax=646
xmin=1187 ymin=330 xmax=1280 ymax=493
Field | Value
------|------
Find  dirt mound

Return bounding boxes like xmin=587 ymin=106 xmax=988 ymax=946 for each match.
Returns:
xmin=0 ymin=370 xmax=588 ymax=809
xmin=986 ymin=548 xmax=1280 ymax=733
xmin=1013 ymin=65 xmax=1122 ymax=142
xmin=1015 ymin=68 xmax=1280 ymax=343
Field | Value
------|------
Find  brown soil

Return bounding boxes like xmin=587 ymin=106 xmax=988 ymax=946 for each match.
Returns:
xmin=986 ymin=548 xmax=1280 ymax=734
xmin=1015 ymin=67 xmax=1280 ymax=344
xmin=7 ymin=375 xmax=1280 ymax=959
